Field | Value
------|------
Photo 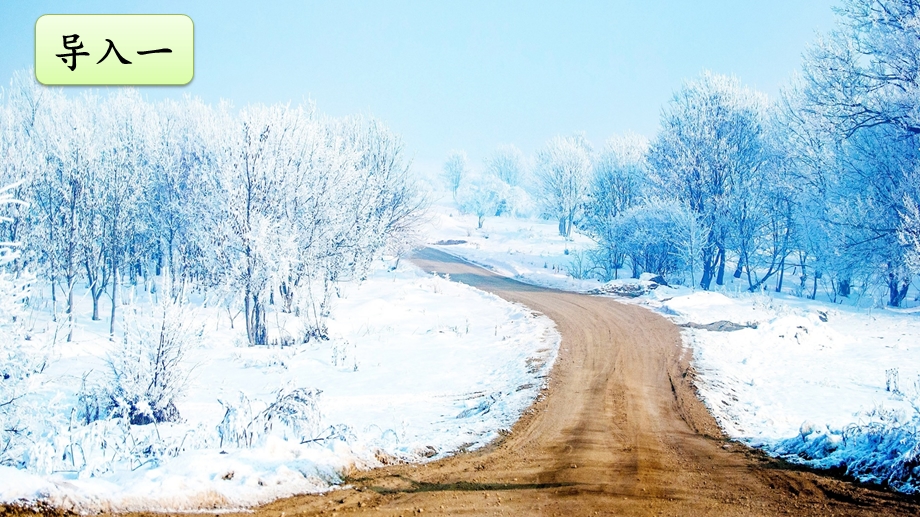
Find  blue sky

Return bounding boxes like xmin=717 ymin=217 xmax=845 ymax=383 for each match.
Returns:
xmin=1 ymin=1 xmax=837 ymax=174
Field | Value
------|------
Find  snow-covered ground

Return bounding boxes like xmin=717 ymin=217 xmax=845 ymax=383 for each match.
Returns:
xmin=424 ymin=200 xmax=601 ymax=292
xmin=650 ymin=289 xmax=920 ymax=492
xmin=0 ymin=261 xmax=559 ymax=512
xmin=424 ymin=204 xmax=920 ymax=493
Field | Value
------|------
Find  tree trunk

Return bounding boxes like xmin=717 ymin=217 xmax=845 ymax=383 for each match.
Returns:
xmin=715 ymin=247 xmax=726 ymax=286
xmin=50 ymin=273 xmax=57 ymax=322
xmin=91 ymin=292 xmax=100 ymax=321
xmin=775 ymin=255 xmax=786 ymax=293
xmin=109 ymin=259 xmax=118 ymax=336
xmin=838 ymin=279 xmax=851 ymax=298
xmin=246 ymin=291 xmax=267 ymax=346
xmin=700 ymin=248 xmax=715 ymax=291
xmin=244 ymin=288 xmax=252 ymax=344
xmin=67 ymin=280 xmax=74 ymax=342
xmin=888 ymin=274 xmax=910 ymax=307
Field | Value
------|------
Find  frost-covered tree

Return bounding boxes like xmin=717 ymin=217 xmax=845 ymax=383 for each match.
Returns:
xmin=0 ymin=73 xmax=42 ymax=259
xmin=802 ymin=0 xmax=920 ymax=139
xmin=141 ymin=98 xmax=212 ymax=296
xmin=442 ymin=150 xmax=468 ymax=197
xmin=456 ymin=174 xmax=506 ymax=229
xmin=195 ymin=107 xmax=421 ymax=345
xmin=200 ymin=104 xmax=312 ymax=346
xmin=96 ymin=91 xmax=151 ymax=335
xmin=0 ymin=74 xmax=423 ymax=349
xmin=790 ymin=0 xmax=920 ymax=305
xmin=535 ymin=134 xmax=592 ymax=237
xmin=900 ymin=189 xmax=920 ymax=274
xmin=611 ymin=200 xmax=690 ymax=281
xmin=485 ymin=144 xmax=526 ymax=187
xmin=32 ymin=91 xmax=98 ymax=339
xmin=74 ymin=94 xmax=112 ymax=325
xmin=582 ymin=133 xmax=650 ymax=280
xmin=649 ymin=72 xmax=771 ymax=290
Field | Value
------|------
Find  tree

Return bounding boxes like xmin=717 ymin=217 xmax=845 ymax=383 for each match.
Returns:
xmin=485 ymin=144 xmax=526 ymax=187
xmin=535 ymin=134 xmax=592 ymax=237
xmin=97 ymin=90 xmax=150 ymax=335
xmin=442 ymin=150 xmax=468 ymax=198
xmin=582 ymin=133 xmax=649 ymax=280
xmin=900 ymin=189 xmax=920 ymax=274
xmin=794 ymin=0 xmax=920 ymax=306
xmin=456 ymin=174 xmax=505 ymax=229
xmin=141 ymin=97 xmax=212 ymax=296
xmin=802 ymin=0 xmax=920 ymax=139
xmin=609 ymin=200 xmax=690 ymax=281
xmin=200 ymin=103 xmax=308 ymax=346
xmin=649 ymin=72 xmax=770 ymax=290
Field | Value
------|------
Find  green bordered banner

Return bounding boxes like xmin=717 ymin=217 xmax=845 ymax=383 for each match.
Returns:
xmin=36 ymin=14 xmax=193 ymax=85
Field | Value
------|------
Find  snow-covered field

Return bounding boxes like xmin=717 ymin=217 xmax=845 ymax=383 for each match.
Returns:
xmin=651 ymin=289 xmax=920 ymax=492
xmin=424 ymin=199 xmax=601 ymax=292
xmin=425 ymin=205 xmax=920 ymax=493
xmin=0 ymin=261 xmax=559 ymax=512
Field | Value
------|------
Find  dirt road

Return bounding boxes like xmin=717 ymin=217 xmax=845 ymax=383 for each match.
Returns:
xmin=50 ymin=248 xmax=919 ymax=517
xmin=249 ymin=248 xmax=919 ymax=516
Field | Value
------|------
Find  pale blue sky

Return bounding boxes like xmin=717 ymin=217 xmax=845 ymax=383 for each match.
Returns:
xmin=0 ymin=1 xmax=837 ymax=173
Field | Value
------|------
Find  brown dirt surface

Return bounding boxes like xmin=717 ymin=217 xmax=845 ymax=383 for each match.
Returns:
xmin=7 ymin=247 xmax=919 ymax=517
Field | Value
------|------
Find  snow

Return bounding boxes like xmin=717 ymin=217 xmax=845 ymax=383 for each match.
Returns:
xmin=0 ymin=261 xmax=559 ymax=512
xmin=424 ymin=207 xmax=920 ymax=493
xmin=423 ymin=199 xmax=601 ymax=292
xmin=659 ymin=290 xmax=920 ymax=492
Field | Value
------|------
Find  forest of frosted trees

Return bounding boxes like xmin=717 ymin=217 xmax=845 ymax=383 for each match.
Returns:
xmin=0 ymin=72 xmax=422 ymax=347
xmin=448 ymin=0 xmax=920 ymax=308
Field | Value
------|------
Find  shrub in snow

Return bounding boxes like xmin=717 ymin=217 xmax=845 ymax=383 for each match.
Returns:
xmin=28 ymin=414 xmax=212 ymax=476
xmin=218 ymin=387 xmax=324 ymax=448
xmin=774 ymin=407 xmax=920 ymax=494
xmin=103 ymin=294 xmax=198 ymax=425
xmin=566 ymin=249 xmax=594 ymax=280
xmin=0 ymin=272 xmax=33 ymax=463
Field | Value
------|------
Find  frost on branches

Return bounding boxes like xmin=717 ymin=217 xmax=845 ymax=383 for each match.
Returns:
xmin=103 ymin=292 xmax=198 ymax=425
xmin=0 ymin=80 xmax=423 ymax=348
xmin=0 ymin=182 xmax=38 ymax=466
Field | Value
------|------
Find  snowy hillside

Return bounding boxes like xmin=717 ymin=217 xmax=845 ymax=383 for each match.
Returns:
xmin=0 ymin=261 xmax=559 ymax=511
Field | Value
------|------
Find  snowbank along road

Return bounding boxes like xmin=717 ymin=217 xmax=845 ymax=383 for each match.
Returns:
xmin=15 ymin=247 xmax=920 ymax=517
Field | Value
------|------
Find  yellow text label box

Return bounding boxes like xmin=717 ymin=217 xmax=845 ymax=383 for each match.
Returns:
xmin=36 ymin=14 xmax=193 ymax=85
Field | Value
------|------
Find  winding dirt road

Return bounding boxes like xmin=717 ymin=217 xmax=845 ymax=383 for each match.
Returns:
xmin=249 ymin=248 xmax=919 ymax=516
xmin=24 ymin=248 xmax=916 ymax=517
